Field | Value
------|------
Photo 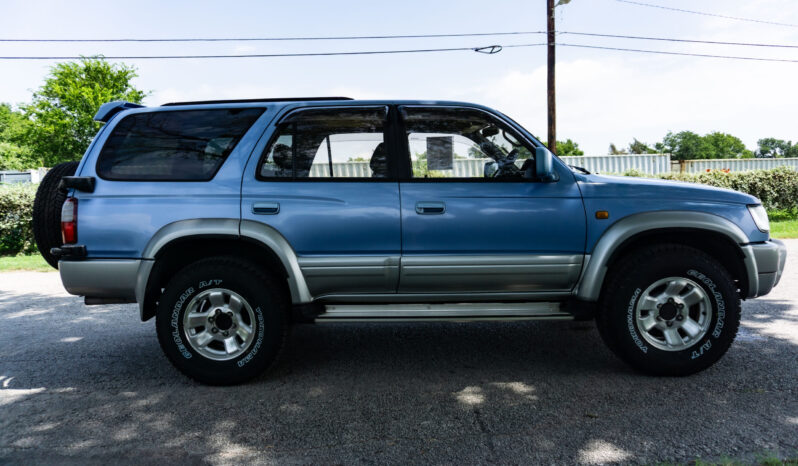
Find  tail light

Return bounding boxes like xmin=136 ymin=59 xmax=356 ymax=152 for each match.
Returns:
xmin=61 ymin=197 xmax=78 ymax=244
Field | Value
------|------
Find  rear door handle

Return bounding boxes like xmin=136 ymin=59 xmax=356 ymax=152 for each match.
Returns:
xmin=415 ymin=201 xmax=446 ymax=215
xmin=252 ymin=202 xmax=280 ymax=215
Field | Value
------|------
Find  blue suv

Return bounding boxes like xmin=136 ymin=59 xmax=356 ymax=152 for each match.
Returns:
xmin=34 ymin=97 xmax=786 ymax=385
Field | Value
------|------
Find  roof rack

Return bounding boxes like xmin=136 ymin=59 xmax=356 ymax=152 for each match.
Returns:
xmin=161 ymin=97 xmax=353 ymax=106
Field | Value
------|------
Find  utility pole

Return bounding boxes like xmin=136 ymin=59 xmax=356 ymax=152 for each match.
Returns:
xmin=547 ymin=0 xmax=557 ymax=154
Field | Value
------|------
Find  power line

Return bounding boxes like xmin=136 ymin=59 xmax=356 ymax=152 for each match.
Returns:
xmin=0 ymin=44 xmax=545 ymax=60
xmin=562 ymin=31 xmax=798 ymax=49
xmin=615 ymin=0 xmax=798 ymax=28
xmin=3 ymin=30 xmax=797 ymax=50
xmin=0 ymin=31 xmax=545 ymax=43
xmin=1 ymin=41 xmax=797 ymax=63
xmin=559 ymin=42 xmax=798 ymax=63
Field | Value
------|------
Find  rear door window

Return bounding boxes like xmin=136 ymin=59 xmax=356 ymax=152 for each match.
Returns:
xmin=97 ymin=108 xmax=264 ymax=181
xmin=258 ymin=106 xmax=389 ymax=179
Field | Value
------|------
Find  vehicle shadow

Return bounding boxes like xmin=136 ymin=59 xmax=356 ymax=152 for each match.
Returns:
xmin=1 ymin=288 xmax=797 ymax=464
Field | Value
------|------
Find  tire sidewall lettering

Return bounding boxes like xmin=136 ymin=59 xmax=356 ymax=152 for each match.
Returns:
xmin=171 ymin=286 xmax=195 ymax=359
xmin=687 ymin=269 xmax=726 ymax=340
xmin=237 ymin=306 xmax=265 ymax=367
xmin=627 ymin=287 xmax=649 ymax=353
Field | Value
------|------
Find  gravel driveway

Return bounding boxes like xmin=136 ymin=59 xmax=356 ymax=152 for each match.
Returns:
xmin=1 ymin=241 xmax=796 ymax=465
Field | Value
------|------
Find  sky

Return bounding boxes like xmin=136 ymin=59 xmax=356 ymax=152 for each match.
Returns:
xmin=1 ymin=0 xmax=797 ymax=155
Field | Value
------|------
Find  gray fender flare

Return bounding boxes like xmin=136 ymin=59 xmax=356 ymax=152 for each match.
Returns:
xmin=574 ymin=211 xmax=758 ymax=302
xmin=135 ymin=219 xmax=312 ymax=319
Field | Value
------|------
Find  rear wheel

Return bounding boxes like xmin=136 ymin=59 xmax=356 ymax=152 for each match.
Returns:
xmin=597 ymin=244 xmax=741 ymax=376
xmin=155 ymin=256 xmax=289 ymax=385
xmin=32 ymin=161 xmax=79 ymax=268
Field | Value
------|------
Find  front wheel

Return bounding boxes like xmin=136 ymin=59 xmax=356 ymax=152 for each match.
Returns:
xmin=597 ymin=244 xmax=741 ymax=376
xmin=155 ymin=256 xmax=289 ymax=385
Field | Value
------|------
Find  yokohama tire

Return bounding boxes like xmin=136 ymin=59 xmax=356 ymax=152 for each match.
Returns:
xmin=155 ymin=256 xmax=289 ymax=385
xmin=596 ymin=244 xmax=741 ymax=376
xmin=32 ymin=161 xmax=79 ymax=269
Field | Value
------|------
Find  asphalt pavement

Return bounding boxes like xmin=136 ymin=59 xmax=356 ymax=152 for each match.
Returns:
xmin=1 ymin=241 xmax=797 ymax=465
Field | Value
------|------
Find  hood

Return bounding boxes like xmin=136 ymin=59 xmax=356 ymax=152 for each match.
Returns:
xmin=576 ymin=174 xmax=759 ymax=205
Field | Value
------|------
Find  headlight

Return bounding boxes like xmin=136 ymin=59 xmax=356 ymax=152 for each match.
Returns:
xmin=748 ymin=204 xmax=770 ymax=233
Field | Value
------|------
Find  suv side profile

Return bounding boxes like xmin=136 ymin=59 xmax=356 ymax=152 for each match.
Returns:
xmin=35 ymin=97 xmax=787 ymax=385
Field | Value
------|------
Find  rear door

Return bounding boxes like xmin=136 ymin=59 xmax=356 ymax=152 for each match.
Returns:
xmin=241 ymin=105 xmax=401 ymax=298
xmin=397 ymin=105 xmax=586 ymax=295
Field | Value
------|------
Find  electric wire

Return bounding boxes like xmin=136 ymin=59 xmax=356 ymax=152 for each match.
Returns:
xmin=561 ymin=31 xmax=798 ymax=49
xmin=615 ymin=0 xmax=798 ymax=28
xmin=0 ymin=31 xmax=546 ymax=43
xmin=0 ymin=44 xmax=545 ymax=60
xmin=559 ymin=42 xmax=798 ymax=63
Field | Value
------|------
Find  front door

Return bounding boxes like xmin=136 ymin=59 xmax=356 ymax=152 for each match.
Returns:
xmin=241 ymin=105 xmax=401 ymax=297
xmin=397 ymin=106 xmax=586 ymax=294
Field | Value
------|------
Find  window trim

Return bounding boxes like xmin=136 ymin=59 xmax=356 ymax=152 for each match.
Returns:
xmin=396 ymin=104 xmax=552 ymax=183
xmin=254 ymin=105 xmax=399 ymax=182
xmin=95 ymin=108 xmax=265 ymax=182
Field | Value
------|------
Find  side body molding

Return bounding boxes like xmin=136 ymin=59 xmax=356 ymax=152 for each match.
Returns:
xmin=135 ymin=219 xmax=312 ymax=319
xmin=575 ymin=211 xmax=757 ymax=302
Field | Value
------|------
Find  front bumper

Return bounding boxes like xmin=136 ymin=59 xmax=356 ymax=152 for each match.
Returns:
xmin=748 ymin=239 xmax=787 ymax=298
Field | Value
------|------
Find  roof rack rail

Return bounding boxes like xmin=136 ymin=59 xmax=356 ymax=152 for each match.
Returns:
xmin=161 ymin=97 xmax=353 ymax=106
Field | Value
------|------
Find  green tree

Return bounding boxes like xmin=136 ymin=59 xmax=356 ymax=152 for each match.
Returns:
xmin=608 ymin=143 xmax=628 ymax=155
xmin=0 ymin=104 xmax=33 ymax=170
xmin=556 ymin=138 xmax=584 ymax=156
xmin=627 ymin=138 xmax=658 ymax=154
xmin=535 ymin=135 xmax=584 ymax=156
xmin=660 ymin=131 xmax=752 ymax=160
xmin=703 ymin=131 xmax=751 ymax=159
xmin=660 ymin=131 xmax=712 ymax=160
xmin=22 ymin=57 xmax=147 ymax=167
xmin=757 ymin=138 xmax=798 ymax=158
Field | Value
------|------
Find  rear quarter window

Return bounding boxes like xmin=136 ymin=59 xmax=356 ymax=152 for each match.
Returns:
xmin=97 ymin=108 xmax=264 ymax=181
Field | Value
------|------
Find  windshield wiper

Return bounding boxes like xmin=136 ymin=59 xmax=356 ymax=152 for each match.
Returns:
xmin=569 ymin=165 xmax=591 ymax=174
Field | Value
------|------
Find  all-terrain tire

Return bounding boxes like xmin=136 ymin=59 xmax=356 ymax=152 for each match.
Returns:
xmin=32 ymin=161 xmax=79 ymax=268
xmin=155 ymin=256 xmax=290 ymax=385
xmin=596 ymin=244 xmax=741 ymax=376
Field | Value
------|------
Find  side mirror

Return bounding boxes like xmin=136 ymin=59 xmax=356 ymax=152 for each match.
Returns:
xmin=484 ymin=161 xmax=499 ymax=178
xmin=535 ymin=147 xmax=557 ymax=182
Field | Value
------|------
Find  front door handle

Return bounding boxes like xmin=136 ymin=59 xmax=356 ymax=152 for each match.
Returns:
xmin=252 ymin=202 xmax=280 ymax=215
xmin=415 ymin=201 xmax=446 ymax=215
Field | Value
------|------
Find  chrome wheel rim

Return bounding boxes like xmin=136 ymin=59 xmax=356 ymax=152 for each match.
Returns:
xmin=635 ymin=277 xmax=713 ymax=352
xmin=182 ymin=288 xmax=256 ymax=361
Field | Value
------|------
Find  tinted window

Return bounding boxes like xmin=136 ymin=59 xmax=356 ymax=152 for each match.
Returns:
xmin=401 ymin=107 xmax=535 ymax=180
xmin=258 ymin=107 xmax=388 ymax=179
xmin=98 ymin=108 xmax=264 ymax=181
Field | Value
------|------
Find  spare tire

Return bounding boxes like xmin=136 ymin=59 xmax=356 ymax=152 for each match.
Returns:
xmin=32 ymin=161 xmax=79 ymax=269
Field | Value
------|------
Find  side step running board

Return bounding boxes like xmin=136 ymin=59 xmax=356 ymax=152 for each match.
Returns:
xmin=314 ymin=302 xmax=572 ymax=323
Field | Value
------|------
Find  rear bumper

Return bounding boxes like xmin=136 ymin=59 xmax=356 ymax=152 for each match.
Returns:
xmin=59 ymin=259 xmax=140 ymax=300
xmin=748 ymin=239 xmax=787 ymax=298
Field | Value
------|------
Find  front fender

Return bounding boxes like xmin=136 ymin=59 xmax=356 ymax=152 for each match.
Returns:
xmin=574 ymin=211 xmax=757 ymax=302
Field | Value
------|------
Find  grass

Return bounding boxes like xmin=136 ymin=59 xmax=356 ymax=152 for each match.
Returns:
xmin=771 ymin=219 xmax=798 ymax=239
xmin=769 ymin=209 xmax=798 ymax=239
xmin=0 ymin=254 xmax=52 ymax=272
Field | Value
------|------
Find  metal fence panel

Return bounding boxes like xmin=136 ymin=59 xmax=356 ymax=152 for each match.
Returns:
xmin=560 ymin=154 xmax=671 ymax=174
xmin=0 ymin=171 xmax=33 ymax=184
xmin=682 ymin=158 xmax=798 ymax=173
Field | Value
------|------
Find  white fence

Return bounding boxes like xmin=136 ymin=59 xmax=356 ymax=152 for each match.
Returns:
xmin=680 ymin=157 xmax=798 ymax=173
xmin=0 ymin=169 xmax=45 ymax=184
xmin=307 ymin=154 xmax=673 ymax=177
xmin=561 ymin=154 xmax=671 ymax=174
xmin=6 ymin=156 xmax=798 ymax=183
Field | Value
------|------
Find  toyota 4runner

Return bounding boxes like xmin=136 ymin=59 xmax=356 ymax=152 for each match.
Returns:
xmin=33 ymin=97 xmax=787 ymax=385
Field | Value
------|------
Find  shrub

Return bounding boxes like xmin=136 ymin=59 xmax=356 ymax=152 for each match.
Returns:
xmin=0 ymin=183 xmax=37 ymax=255
xmin=623 ymin=167 xmax=798 ymax=212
